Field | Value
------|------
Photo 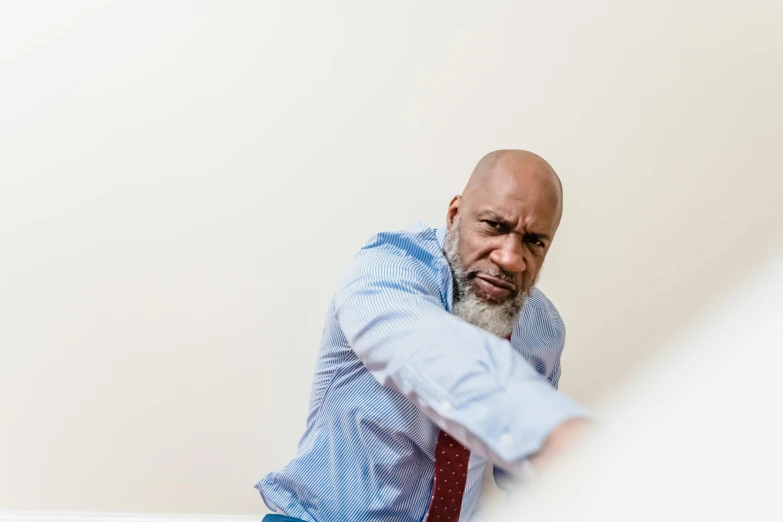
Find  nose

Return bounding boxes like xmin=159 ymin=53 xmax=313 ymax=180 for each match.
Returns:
xmin=488 ymin=235 xmax=527 ymax=275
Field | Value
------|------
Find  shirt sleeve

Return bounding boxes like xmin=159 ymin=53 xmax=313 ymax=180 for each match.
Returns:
xmin=494 ymin=352 xmax=565 ymax=490
xmin=332 ymin=234 xmax=586 ymax=470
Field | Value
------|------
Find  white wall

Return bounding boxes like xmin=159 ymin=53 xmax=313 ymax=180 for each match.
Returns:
xmin=1 ymin=0 xmax=781 ymax=515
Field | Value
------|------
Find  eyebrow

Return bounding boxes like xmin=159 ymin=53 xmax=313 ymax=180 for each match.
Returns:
xmin=478 ymin=210 xmax=552 ymax=242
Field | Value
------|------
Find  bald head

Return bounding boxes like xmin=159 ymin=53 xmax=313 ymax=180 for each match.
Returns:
xmin=464 ymin=150 xmax=562 ymax=209
xmin=444 ymin=149 xmax=564 ymax=306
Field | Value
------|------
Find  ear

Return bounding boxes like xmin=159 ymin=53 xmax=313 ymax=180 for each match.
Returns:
xmin=446 ymin=196 xmax=461 ymax=228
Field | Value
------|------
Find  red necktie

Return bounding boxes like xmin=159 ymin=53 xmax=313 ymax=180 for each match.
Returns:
xmin=423 ymin=334 xmax=512 ymax=521
xmin=423 ymin=430 xmax=471 ymax=521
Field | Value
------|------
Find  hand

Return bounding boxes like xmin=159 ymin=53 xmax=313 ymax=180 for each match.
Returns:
xmin=528 ymin=416 xmax=592 ymax=470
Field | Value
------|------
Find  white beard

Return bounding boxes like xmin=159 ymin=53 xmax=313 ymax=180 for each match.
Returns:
xmin=443 ymin=219 xmax=530 ymax=338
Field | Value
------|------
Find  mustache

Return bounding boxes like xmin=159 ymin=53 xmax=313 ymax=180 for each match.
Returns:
xmin=466 ymin=269 xmax=517 ymax=286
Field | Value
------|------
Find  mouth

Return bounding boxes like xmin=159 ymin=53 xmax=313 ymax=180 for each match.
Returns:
xmin=470 ymin=273 xmax=517 ymax=302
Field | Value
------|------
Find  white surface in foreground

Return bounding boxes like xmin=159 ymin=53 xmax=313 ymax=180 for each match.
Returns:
xmin=500 ymin=248 xmax=783 ymax=521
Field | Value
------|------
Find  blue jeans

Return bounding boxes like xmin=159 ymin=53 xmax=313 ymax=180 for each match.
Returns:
xmin=262 ymin=516 xmax=307 ymax=522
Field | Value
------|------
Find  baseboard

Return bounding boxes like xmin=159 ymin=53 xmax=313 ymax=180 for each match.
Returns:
xmin=0 ymin=513 xmax=260 ymax=522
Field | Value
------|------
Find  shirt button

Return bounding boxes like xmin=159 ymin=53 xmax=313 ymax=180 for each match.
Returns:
xmin=499 ymin=433 xmax=513 ymax=449
xmin=441 ymin=400 xmax=452 ymax=414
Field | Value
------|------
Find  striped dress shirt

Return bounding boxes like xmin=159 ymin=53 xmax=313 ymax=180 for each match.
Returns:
xmin=256 ymin=222 xmax=585 ymax=522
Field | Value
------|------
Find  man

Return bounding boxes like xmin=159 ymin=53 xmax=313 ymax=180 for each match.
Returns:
xmin=256 ymin=150 xmax=589 ymax=522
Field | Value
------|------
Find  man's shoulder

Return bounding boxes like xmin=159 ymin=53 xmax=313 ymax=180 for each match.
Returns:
xmin=335 ymin=221 xmax=450 ymax=302
xmin=518 ymin=287 xmax=566 ymax=335
xmin=356 ymin=221 xmax=445 ymax=268
xmin=526 ymin=287 xmax=561 ymax=315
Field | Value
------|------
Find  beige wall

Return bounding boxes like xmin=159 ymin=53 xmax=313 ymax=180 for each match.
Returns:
xmin=1 ymin=0 xmax=781 ymax=515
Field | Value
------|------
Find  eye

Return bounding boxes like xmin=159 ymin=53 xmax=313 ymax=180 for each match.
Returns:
xmin=482 ymin=220 xmax=503 ymax=230
xmin=524 ymin=235 xmax=546 ymax=249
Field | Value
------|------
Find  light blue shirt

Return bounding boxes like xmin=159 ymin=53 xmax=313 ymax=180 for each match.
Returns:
xmin=256 ymin=222 xmax=585 ymax=522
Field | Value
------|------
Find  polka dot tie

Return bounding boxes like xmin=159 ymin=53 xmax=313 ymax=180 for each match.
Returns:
xmin=423 ymin=334 xmax=510 ymax=521
xmin=423 ymin=430 xmax=471 ymax=522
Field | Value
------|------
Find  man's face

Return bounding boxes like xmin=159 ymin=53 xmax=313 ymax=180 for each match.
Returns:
xmin=451 ymin=167 xmax=561 ymax=300
xmin=443 ymin=160 xmax=561 ymax=336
